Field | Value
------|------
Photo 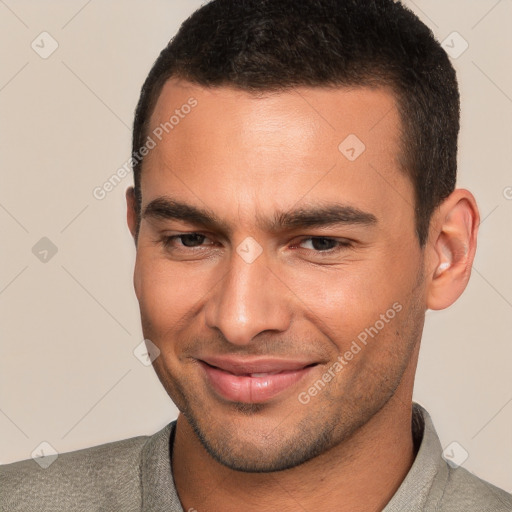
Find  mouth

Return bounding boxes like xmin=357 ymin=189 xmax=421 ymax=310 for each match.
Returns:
xmin=197 ymin=357 xmax=320 ymax=404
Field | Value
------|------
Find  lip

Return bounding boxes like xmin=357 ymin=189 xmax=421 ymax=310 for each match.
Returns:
xmin=197 ymin=356 xmax=319 ymax=404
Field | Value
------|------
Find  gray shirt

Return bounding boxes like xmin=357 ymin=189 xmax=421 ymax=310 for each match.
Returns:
xmin=1 ymin=403 xmax=511 ymax=511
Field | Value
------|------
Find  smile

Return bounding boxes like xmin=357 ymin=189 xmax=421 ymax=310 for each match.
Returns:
xmin=197 ymin=358 xmax=319 ymax=403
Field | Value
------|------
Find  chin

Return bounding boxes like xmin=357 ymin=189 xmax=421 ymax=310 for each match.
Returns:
xmin=182 ymin=403 xmax=344 ymax=473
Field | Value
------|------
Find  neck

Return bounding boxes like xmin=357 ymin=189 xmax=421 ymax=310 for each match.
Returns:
xmin=172 ymin=392 xmax=416 ymax=512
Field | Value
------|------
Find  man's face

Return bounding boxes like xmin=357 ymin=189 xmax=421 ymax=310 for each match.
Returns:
xmin=130 ymin=78 xmax=427 ymax=472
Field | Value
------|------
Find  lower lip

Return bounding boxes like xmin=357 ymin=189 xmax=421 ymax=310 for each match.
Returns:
xmin=198 ymin=361 xmax=317 ymax=403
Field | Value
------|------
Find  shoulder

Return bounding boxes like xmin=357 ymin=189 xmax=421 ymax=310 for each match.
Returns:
xmin=389 ymin=404 xmax=512 ymax=512
xmin=0 ymin=425 xmax=171 ymax=512
xmin=439 ymin=464 xmax=512 ymax=511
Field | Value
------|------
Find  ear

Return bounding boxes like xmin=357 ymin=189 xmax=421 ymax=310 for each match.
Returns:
xmin=425 ymin=189 xmax=479 ymax=310
xmin=126 ymin=187 xmax=138 ymax=244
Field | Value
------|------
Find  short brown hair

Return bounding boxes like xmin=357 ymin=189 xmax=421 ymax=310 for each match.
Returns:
xmin=132 ymin=0 xmax=460 ymax=246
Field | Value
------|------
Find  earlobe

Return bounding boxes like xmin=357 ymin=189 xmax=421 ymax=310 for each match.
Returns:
xmin=426 ymin=189 xmax=479 ymax=310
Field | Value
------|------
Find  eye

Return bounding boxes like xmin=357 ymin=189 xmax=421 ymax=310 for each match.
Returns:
xmin=160 ymin=233 xmax=214 ymax=250
xmin=295 ymin=237 xmax=353 ymax=254
xmin=157 ymin=233 xmax=353 ymax=258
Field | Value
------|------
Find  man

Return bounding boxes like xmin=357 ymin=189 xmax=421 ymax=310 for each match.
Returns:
xmin=2 ymin=0 xmax=511 ymax=510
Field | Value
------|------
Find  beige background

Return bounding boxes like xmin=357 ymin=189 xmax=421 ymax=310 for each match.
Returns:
xmin=1 ymin=0 xmax=511 ymax=493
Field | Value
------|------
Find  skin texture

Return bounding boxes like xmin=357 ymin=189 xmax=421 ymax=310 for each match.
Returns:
xmin=126 ymin=78 xmax=479 ymax=512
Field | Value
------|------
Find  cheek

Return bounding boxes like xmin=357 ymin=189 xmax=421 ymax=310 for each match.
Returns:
xmin=134 ymin=261 xmax=198 ymax=369
xmin=284 ymin=258 xmax=413 ymax=348
xmin=134 ymin=257 xmax=189 ymax=329
xmin=134 ymin=254 xmax=219 ymax=337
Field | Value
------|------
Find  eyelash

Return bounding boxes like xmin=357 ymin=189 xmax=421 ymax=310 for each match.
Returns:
xmin=158 ymin=233 xmax=353 ymax=256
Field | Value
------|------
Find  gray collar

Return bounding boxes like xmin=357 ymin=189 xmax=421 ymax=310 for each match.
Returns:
xmin=383 ymin=402 xmax=449 ymax=511
xmin=140 ymin=419 xmax=182 ymax=512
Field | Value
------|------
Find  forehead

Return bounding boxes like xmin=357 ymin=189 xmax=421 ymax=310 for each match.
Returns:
xmin=149 ymin=78 xmax=401 ymax=150
xmin=141 ymin=78 xmax=414 ymax=233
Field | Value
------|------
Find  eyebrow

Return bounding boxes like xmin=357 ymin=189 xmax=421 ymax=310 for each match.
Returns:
xmin=142 ymin=196 xmax=377 ymax=236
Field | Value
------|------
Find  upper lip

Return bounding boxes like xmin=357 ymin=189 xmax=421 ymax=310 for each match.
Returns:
xmin=198 ymin=356 xmax=319 ymax=375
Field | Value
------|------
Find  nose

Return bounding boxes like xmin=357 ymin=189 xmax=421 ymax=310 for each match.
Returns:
xmin=204 ymin=246 xmax=292 ymax=345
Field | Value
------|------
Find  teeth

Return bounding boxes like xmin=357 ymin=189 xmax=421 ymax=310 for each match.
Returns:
xmin=249 ymin=371 xmax=281 ymax=377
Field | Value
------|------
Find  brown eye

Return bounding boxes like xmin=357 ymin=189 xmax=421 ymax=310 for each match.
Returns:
xmin=298 ymin=237 xmax=351 ymax=252
xmin=160 ymin=233 xmax=211 ymax=249
xmin=175 ymin=233 xmax=207 ymax=247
